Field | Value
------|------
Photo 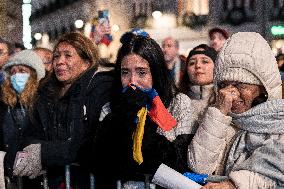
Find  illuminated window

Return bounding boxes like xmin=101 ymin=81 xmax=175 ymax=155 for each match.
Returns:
xmin=222 ymin=0 xmax=256 ymax=24
xmin=271 ymin=0 xmax=284 ymax=20
xmin=188 ymin=0 xmax=209 ymax=15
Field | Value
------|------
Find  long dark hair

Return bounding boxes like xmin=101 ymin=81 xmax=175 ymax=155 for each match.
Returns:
xmin=115 ymin=33 xmax=175 ymax=107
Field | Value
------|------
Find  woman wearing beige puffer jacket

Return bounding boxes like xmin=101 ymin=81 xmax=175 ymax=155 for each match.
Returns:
xmin=188 ymin=32 xmax=284 ymax=189
xmin=179 ymin=44 xmax=217 ymax=134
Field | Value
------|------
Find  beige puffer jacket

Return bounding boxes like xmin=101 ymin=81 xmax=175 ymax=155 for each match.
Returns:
xmin=157 ymin=93 xmax=194 ymax=142
xmin=186 ymin=84 xmax=215 ymax=134
xmin=188 ymin=32 xmax=283 ymax=189
xmin=0 ymin=151 xmax=5 ymax=189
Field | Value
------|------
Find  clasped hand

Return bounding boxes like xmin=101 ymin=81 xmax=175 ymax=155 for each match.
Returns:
xmin=214 ymin=86 xmax=240 ymax=115
xmin=13 ymin=144 xmax=42 ymax=179
xmin=201 ymin=181 xmax=236 ymax=189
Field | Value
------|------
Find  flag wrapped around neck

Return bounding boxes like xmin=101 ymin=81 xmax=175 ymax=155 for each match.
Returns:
xmin=142 ymin=87 xmax=177 ymax=131
xmin=127 ymin=84 xmax=177 ymax=131
xmin=123 ymin=85 xmax=177 ymax=164
xmin=133 ymin=107 xmax=147 ymax=164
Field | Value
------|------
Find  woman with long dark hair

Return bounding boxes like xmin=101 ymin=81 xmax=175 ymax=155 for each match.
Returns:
xmin=94 ymin=32 xmax=193 ymax=188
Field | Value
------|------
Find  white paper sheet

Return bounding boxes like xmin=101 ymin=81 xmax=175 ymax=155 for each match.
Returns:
xmin=152 ymin=164 xmax=201 ymax=189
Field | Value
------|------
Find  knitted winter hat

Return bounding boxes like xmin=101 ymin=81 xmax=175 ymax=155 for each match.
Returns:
xmin=216 ymin=67 xmax=262 ymax=85
xmin=187 ymin=44 xmax=218 ymax=62
xmin=215 ymin=32 xmax=282 ymax=100
xmin=3 ymin=50 xmax=46 ymax=81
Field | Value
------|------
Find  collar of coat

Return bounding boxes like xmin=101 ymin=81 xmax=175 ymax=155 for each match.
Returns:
xmin=230 ymin=99 xmax=284 ymax=134
xmin=38 ymin=67 xmax=114 ymax=101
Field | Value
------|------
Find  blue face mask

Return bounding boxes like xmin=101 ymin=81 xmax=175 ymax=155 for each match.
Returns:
xmin=10 ymin=73 xmax=30 ymax=94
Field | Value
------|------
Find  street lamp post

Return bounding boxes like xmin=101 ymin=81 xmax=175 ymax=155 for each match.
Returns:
xmin=22 ymin=0 xmax=32 ymax=49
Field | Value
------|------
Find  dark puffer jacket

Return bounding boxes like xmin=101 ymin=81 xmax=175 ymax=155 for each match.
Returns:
xmin=0 ymin=101 xmax=5 ymax=151
xmin=0 ymin=98 xmax=43 ymax=188
xmin=22 ymin=67 xmax=114 ymax=188
xmin=2 ymin=103 xmax=28 ymax=176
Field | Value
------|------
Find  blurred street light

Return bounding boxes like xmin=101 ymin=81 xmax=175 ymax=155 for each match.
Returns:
xmin=34 ymin=33 xmax=42 ymax=40
xmin=112 ymin=24 xmax=120 ymax=32
xmin=42 ymin=33 xmax=49 ymax=46
xmin=276 ymin=40 xmax=282 ymax=48
xmin=271 ymin=25 xmax=284 ymax=36
xmin=152 ymin=13 xmax=177 ymax=29
xmin=75 ymin=19 xmax=84 ymax=29
xmin=152 ymin=11 xmax=162 ymax=20
xmin=84 ymin=22 xmax=92 ymax=37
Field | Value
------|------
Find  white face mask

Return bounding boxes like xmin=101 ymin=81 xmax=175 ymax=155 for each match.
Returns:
xmin=10 ymin=73 xmax=30 ymax=94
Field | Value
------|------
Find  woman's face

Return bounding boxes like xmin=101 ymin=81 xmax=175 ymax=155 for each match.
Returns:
xmin=10 ymin=65 xmax=32 ymax=75
xmin=218 ymin=81 xmax=264 ymax=114
xmin=187 ymin=54 xmax=214 ymax=85
xmin=53 ymin=42 xmax=90 ymax=85
xmin=121 ymin=54 xmax=153 ymax=89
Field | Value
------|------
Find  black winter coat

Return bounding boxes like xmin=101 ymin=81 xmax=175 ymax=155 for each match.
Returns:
xmin=0 ymin=101 xmax=5 ymax=151
xmin=93 ymin=88 xmax=193 ymax=189
xmin=0 ymin=100 xmax=42 ymax=188
xmin=2 ymin=103 xmax=29 ymax=176
xmin=22 ymin=68 xmax=114 ymax=188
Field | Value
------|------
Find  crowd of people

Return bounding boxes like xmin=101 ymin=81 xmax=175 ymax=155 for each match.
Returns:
xmin=0 ymin=26 xmax=283 ymax=189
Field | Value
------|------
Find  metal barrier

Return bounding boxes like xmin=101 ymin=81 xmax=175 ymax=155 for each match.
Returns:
xmin=5 ymin=175 xmax=48 ymax=189
xmin=42 ymin=172 xmax=48 ymax=189
xmin=5 ymin=165 xmax=157 ymax=189
xmin=117 ymin=174 xmax=156 ymax=189
xmin=65 ymin=165 xmax=95 ymax=189
xmin=5 ymin=165 xmax=95 ymax=189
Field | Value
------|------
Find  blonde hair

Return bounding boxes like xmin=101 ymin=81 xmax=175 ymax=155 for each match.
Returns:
xmin=1 ymin=68 xmax=39 ymax=111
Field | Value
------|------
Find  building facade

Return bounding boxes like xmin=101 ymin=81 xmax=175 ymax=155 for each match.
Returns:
xmin=209 ymin=0 xmax=284 ymax=54
xmin=0 ymin=0 xmax=22 ymax=43
xmin=30 ymin=0 xmax=284 ymax=57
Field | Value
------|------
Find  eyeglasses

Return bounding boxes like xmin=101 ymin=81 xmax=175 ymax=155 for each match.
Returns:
xmin=218 ymin=82 xmax=249 ymax=90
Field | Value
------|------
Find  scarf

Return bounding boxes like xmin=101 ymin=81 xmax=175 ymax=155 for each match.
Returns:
xmin=133 ymin=107 xmax=147 ymax=165
xmin=225 ymin=99 xmax=284 ymax=184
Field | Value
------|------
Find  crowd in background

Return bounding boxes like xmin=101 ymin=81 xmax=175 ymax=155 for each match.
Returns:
xmin=0 ymin=25 xmax=283 ymax=189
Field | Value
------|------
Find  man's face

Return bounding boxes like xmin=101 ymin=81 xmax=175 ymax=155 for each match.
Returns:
xmin=0 ymin=43 xmax=9 ymax=68
xmin=210 ymin=32 xmax=227 ymax=52
xmin=162 ymin=38 xmax=178 ymax=64
xmin=35 ymin=50 xmax=53 ymax=72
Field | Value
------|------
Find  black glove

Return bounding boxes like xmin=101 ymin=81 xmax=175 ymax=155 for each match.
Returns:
xmin=114 ymin=86 xmax=150 ymax=117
